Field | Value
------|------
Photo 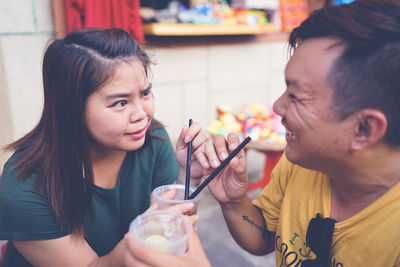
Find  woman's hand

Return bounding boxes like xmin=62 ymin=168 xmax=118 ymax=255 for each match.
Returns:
xmin=175 ymin=122 xmax=219 ymax=179
xmin=147 ymin=189 xmax=199 ymax=224
xmin=124 ymin=228 xmax=211 ymax=267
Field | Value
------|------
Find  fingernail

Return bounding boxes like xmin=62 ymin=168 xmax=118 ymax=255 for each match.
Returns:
xmin=203 ymin=161 xmax=209 ymax=168
xmin=229 ymin=144 xmax=236 ymax=150
xmin=184 ymin=136 xmax=191 ymax=143
xmin=212 ymin=160 xmax=219 ymax=167
xmin=221 ymin=152 xmax=228 ymax=160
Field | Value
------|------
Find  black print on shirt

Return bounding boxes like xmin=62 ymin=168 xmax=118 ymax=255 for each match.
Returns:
xmin=275 ymin=234 xmax=343 ymax=267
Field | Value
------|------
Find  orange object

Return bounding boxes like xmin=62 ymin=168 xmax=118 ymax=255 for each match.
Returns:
xmin=248 ymin=150 xmax=283 ymax=191
xmin=246 ymin=142 xmax=285 ymax=192
xmin=280 ymin=0 xmax=309 ymax=32
xmin=0 ymin=242 xmax=6 ymax=267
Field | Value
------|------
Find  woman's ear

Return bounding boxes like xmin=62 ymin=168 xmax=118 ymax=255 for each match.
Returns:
xmin=350 ymin=109 xmax=387 ymax=151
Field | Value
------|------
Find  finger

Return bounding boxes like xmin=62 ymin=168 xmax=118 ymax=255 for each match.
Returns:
xmin=190 ymin=130 xmax=211 ymax=151
xmin=161 ymin=188 xmax=177 ymax=200
xmin=214 ymin=134 xmax=229 ymax=161
xmin=184 ymin=122 xmax=202 ymax=143
xmin=188 ymin=214 xmax=200 ymax=225
xmin=203 ymin=140 xmax=220 ymax=168
xmin=227 ymin=133 xmax=241 ymax=153
xmin=166 ymin=202 xmax=195 ymax=215
xmin=147 ymin=189 xmax=177 ymax=212
xmin=224 ymin=133 xmax=247 ymax=174
xmin=176 ymin=126 xmax=189 ymax=151
xmin=192 ymin=147 xmax=211 ymax=169
xmin=146 ymin=201 xmax=158 ymax=212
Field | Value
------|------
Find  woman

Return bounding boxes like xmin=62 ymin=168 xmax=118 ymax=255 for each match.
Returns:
xmin=0 ymin=28 xmax=219 ymax=266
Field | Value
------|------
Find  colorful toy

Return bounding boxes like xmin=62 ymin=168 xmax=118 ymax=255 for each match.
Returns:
xmin=207 ymin=103 xmax=286 ymax=145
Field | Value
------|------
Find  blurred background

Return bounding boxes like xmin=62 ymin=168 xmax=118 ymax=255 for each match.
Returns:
xmin=0 ymin=0 xmax=352 ymax=266
xmin=0 ymin=0 xmax=325 ymax=168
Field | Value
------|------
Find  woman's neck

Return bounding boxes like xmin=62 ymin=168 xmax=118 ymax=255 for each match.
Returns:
xmin=90 ymin=149 xmax=127 ymax=189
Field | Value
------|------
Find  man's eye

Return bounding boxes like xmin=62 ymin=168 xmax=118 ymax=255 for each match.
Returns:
xmin=112 ymin=100 xmax=127 ymax=107
xmin=288 ymin=93 xmax=297 ymax=100
xmin=142 ymin=89 xmax=152 ymax=97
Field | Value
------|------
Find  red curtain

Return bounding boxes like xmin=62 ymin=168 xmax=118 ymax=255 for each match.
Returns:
xmin=64 ymin=0 xmax=144 ymax=44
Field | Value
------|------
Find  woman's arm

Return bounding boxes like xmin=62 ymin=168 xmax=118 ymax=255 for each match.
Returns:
xmin=13 ymin=235 xmax=126 ymax=267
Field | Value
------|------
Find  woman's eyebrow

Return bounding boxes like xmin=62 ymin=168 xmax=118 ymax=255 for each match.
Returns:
xmin=105 ymin=93 xmax=131 ymax=100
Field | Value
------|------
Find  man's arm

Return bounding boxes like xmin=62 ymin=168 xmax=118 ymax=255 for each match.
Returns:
xmin=220 ymin=195 xmax=276 ymax=255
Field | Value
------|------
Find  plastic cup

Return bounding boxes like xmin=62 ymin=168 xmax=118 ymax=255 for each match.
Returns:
xmin=152 ymin=184 xmax=203 ymax=215
xmin=129 ymin=210 xmax=193 ymax=255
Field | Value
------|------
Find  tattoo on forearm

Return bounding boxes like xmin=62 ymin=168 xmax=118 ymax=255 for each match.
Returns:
xmin=242 ymin=215 xmax=268 ymax=238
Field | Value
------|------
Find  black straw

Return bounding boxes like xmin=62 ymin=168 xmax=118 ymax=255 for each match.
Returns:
xmin=184 ymin=119 xmax=193 ymax=200
xmin=189 ymin=136 xmax=251 ymax=200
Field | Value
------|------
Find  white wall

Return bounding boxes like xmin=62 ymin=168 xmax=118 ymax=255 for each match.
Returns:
xmin=0 ymin=1 xmax=288 ymax=171
xmin=0 ymin=0 xmax=53 ymax=170
xmin=150 ymin=40 xmax=288 ymax=138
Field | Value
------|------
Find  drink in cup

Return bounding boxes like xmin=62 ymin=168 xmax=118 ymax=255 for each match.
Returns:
xmin=129 ymin=209 xmax=193 ymax=255
xmin=152 ymin=184 xmax=203 ymax=215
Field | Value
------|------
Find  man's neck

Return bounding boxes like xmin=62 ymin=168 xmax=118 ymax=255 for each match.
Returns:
xmin=327 ymin=149 xmax=400 ymax=221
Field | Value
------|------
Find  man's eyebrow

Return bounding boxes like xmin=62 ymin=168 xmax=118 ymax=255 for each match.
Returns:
xmin=285 ymin=79 xmax=311 ymax=93
xmin=285 ymin=79 xmax=300 ymax=87
xmin=144 ymin=83 xmax=152 ymax=91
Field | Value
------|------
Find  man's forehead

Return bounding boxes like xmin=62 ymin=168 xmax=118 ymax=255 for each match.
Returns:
xmin=296 ymin=37 xmax=346 ymax=56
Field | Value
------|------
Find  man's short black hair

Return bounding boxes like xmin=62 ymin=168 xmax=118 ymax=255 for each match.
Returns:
xmin=289 ymin=0 xmax=400 ymax=146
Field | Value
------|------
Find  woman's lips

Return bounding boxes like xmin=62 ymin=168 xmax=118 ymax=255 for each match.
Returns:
xmin=128 ymin=127 xmax=147 ymax=139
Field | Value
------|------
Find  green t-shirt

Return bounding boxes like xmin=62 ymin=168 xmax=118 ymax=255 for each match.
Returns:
xmin=0 ymin=128 xmax=179 ymax=266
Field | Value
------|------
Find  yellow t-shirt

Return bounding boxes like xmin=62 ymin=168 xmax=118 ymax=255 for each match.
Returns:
xmin=253 ymin=154 xmax=400 ymax=267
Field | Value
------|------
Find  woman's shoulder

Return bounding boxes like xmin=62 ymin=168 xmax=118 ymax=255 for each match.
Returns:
xmin=0 ymin=152 xmax=37 ymax=192
xmin=0 ymin=153 xmax=66 ymax=241
xmin=0 ymin=152 xmax=44 ymax=216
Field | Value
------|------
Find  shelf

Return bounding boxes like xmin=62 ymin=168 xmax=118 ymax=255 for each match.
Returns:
xmin=143 ymin=23 xmax=278 ymax=36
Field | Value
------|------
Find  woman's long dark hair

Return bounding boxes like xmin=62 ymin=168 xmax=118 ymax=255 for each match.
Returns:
xmin=7 ymin=28 xmax=154 ymax=235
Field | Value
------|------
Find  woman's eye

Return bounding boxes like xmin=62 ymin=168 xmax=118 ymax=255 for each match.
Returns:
xmin=112 ymin=100 xmax=127 ymax=107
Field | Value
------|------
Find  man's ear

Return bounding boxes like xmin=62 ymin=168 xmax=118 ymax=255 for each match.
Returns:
xmin=351 ymin=109 xmax=387 ymax=151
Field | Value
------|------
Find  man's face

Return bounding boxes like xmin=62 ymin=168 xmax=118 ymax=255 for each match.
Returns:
xmin=273 ymin=37 xmax=354 ymax=171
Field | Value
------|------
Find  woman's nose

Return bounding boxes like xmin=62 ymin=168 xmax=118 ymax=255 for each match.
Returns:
xmin=129 ymin=103 xmax=146 ymax=123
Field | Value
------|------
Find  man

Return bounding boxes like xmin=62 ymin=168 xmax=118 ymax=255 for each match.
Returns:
xmin=125 ymin=0 xmax=400 ymax=266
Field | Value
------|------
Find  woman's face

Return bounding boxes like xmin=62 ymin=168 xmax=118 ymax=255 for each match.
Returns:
xmin=85 ymin=59 xmax=154 ymax=155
